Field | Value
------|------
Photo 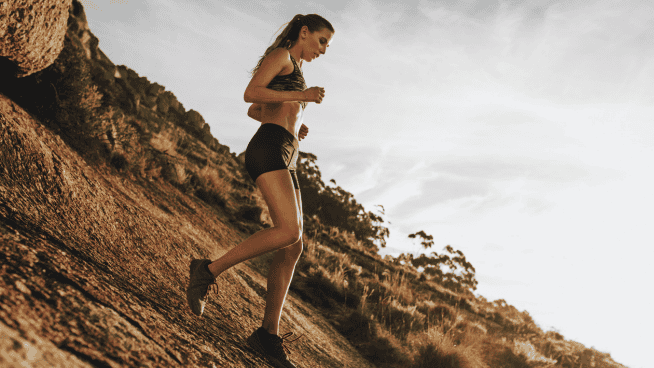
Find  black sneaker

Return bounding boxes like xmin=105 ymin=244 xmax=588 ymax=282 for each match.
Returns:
xmin=186 ymin=259 xmax=216 ymax=316
xmin=246 ymin=327 xmax=303 ymax=368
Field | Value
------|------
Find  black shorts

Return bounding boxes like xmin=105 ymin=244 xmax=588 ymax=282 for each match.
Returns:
xmin=245 ymin=123 xmax=300 ymax=189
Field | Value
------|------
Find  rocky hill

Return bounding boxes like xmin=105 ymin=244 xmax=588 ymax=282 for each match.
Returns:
xmin=1 ymin=1 xmax=631 ymax=368
xmin=0 ymin=1 xmax=375 ymax=367
xmin=0 ymin=91 xmax=374 ymax=367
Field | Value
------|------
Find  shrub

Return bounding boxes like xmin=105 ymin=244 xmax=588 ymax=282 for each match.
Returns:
xmin=407 ymin=323 xmax=486 ymax=368
xmin=338 ymin=311 xmax=411 ymax=368
xmin=234 ymin=205 xmax=262 ymax=222
xmin=109 ymin=152 xmax=128 ymax=170
xmin=413 ymin=343 xmax=469 ymax=368
xmin=379 ymin=299 xmax=426 ymax=340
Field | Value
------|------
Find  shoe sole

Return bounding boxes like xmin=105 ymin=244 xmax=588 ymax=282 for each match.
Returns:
xmin=187 ymin=259 xmax=208 ymax=316
xmin=247 ymin=332 xmax=293 ymax=368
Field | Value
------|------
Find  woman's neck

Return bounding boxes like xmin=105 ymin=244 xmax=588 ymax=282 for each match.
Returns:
xmin=288 ymin=45 xmax=303 ymax=68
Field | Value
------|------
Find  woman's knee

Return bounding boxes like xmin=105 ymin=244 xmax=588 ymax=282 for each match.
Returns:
xmin=283 ymin=237 xmax=303 ymax=259
xmin=278 ymin=224 xmax=302 ymax=246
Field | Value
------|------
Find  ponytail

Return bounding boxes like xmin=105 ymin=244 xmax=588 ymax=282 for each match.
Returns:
xmin=250 ymin=14 xmax=334 ymax=77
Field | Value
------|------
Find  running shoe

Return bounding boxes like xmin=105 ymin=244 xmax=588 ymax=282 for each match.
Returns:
xmin=186 ymin=259 xmax=216 ymax=316
xmin=246 ymin=327 xmax=303 ymax=368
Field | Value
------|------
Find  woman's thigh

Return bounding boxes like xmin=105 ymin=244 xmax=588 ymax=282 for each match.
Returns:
xmin=256 ymin=169 xmax=302 ymax=234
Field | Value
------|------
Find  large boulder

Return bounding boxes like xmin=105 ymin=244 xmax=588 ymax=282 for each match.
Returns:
xmin=0 ymin=0 xmax=73 ymax=77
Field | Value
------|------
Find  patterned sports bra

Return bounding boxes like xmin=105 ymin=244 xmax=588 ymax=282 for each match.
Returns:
xmin=266 ymin=53 xmax=307 ymax=110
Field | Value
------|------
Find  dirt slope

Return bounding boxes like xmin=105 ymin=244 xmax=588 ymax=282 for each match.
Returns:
xmin=0 ymin=92 xmax=375 ymax=367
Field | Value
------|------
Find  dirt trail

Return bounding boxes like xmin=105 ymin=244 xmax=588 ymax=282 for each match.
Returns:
xmin=0 ymin=93 xmax=375 ymax=367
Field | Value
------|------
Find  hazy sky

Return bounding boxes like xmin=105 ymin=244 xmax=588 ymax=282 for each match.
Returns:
xmin=81 ymin=1 xmax=653 ymax=367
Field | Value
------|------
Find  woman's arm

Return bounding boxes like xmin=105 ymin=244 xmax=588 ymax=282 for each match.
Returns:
xmin=247 ymin=103 xmax=263 ymax=122
xmin=244 ymin=48 xmax=307 ymax=104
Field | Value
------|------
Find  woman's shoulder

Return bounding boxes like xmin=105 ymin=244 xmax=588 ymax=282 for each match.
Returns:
xmin=264 ymin=48 xmax=294 ymax=75
xmin=266 ymin=47 xmax=291 ymax=62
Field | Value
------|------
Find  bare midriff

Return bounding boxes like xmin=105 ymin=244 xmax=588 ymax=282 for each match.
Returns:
xmin=260 ymin=101 xmax=303 ymax=140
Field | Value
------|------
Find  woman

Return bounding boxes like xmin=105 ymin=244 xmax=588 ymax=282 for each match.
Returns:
xmin=186 ymin=14 xmax=334 ymax=368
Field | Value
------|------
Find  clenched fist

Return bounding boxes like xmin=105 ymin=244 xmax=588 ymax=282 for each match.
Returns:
xmin=298 ymin=124 xmax=309 ymax=141
xmin=303 ymin=87 xmax=325 ymax=104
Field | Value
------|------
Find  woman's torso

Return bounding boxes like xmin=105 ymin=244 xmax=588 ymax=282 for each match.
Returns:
xmin=261 ymin=52 xmax=307 ymax=139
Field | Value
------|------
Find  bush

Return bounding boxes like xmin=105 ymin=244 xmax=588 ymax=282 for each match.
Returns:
xmin=109 ymin=152 xmax=128 ymax=171
xmin=413 ymin=343 xmax=469 ymax=368
xmin=338 ymin=311 xmax=410 ymax=368
xmin=196 ymin=188 xmax=227 ymax=208
xmin=234 ymin=205 xmax=262 ymax=222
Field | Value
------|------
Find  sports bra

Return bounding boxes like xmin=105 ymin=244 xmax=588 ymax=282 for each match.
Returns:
xmin=266 ymin=53 xmax=307 ymax=110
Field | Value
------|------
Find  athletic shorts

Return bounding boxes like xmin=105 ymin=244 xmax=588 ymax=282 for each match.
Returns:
xmin=245 ymin=123 xmax=300 ymax=189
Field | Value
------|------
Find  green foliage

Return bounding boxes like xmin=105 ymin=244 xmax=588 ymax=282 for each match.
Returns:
xmin=296 ymin=152 xmax=390 ymax=251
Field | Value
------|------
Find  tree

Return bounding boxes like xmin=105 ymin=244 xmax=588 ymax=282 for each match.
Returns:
xmin=408 ymin=230 xmax=434 ymax=249
xmin=404 ymin=231 xmax=478 ymax=293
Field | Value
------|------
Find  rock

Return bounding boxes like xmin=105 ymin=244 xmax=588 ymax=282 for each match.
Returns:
xmin=166 ymin=92 xmax=180 ymax=112
xmin=147 ymin=83 xmax=164 ymax=96
xmin=237 ymin=151 xmax=246 ymax=164
xmin=125 ymin=67 xmax=139 ymax=81
xmin=142 ymin=94 xmax=157 ymax=109
xmin=156 ymin=94 xmax=170 ymax=114
xmin=201 ymin=122 xmax=211 ymax=135
xmin=67 ymin=1 xmax=113 ymax=68
xmin=116 ymin=77 xmax=140 ymax=112
xmin=156 ymin=91 xmax=180 ymax=116
xmin=115 ymin=65 xmax=128 ymax=79
xmin=91 ymin=64 xmax=114 ymax=88
xmin=185 ymin=110 xmax=205 ymax=132
xmin=0 ymin=0 xmax=73 ymax=77
xmin=15 ymin=280 xmax=31 ymax=295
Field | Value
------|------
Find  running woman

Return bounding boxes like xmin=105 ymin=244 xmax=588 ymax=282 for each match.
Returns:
xmin=186 ymin=14 xmax=334 ymax=368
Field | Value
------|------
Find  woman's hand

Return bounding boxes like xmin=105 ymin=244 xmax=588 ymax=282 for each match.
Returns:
xmin=298 ymin=123 xmax=309 ymax=141
xmin=303 ymin=87 xmax=325 ymax=104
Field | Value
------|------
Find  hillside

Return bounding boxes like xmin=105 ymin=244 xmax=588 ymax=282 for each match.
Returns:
xmin=0 ymin=85 xmax=373 ymax=367
xmin=1 ymin=1 xmax=630 ymax=368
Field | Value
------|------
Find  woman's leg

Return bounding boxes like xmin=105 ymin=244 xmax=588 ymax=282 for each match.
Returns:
xmin=207 ymin=169 xmax=302 ymax=277
xmin=261 ymin=185 xmax=303 ymax=335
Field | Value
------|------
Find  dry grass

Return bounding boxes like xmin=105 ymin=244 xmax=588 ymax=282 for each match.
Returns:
xmin=149 ymin=130 xmax=178 ymax=156
xmin=382 ymin=269 xmax=415 ymax=306
xmin=512 ymin=339 xmax=557 ymax=365
xmin=407 ymin=318 xmax=489 ymax=368
xmin=197 ymin=166 xmax=232 ymax=193
xmin=293 ymin=230 xmax=554 ymax=368
xmin=324 ymin=252 xmax=351 ymax=292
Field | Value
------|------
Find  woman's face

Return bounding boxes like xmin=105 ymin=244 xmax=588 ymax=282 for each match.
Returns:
xmin=302 ymin=27 xmax=334 ymax=62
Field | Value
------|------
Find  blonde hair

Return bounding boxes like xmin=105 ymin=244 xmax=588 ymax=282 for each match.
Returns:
xmin=250 ymin=14 xmax=334 ymax=77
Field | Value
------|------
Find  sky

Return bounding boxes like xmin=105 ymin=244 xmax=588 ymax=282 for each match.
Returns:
xmin=79 ymin=1 xmax=653 ymax=367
